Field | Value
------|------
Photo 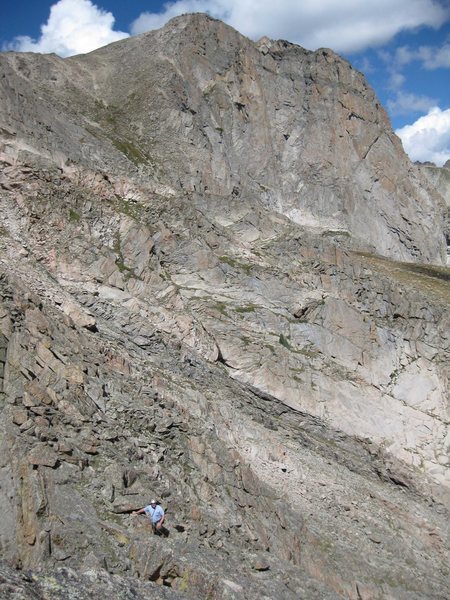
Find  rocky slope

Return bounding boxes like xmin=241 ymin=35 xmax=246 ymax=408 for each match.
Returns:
xmin=0 ymin=13 xmax=449 ymax=600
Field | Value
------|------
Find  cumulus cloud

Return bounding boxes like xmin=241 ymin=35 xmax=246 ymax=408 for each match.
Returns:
xmin=395 ymin=43 xmax=450 ymax=69
xmin=388 ymin=91 xmax=438 ymax=115
xmin=131 ymin=0 xmax=449 ymax=53
xmin=396 ymin=107 xmax=450 ymax=166
xmin=389 ymin=72 xmax=407 ymax=90
xmin=4 ymin=0 xmax=128 ymax=57
xmin=421 ymin=43 xmax=450 ymax=68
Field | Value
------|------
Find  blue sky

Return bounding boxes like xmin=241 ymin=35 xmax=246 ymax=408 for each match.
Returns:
xmin=1 ymin=0 xmax=449 ymax=165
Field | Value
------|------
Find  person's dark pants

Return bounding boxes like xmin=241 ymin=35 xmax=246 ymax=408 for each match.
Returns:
xmin=152 ymin=522 xmax=169 ymax=537
xmin=152 ymin=523 xmax=161 ymax=535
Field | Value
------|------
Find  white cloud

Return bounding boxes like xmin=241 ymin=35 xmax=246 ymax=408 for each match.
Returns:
xmin=384 ymin=41 xmax=450 ymax=118
xmin=4 ymin=0 xmax=128 ymax=57
xmin=394 ymin=42 xmax=450 ymax=69
xmin=396 ymin=107 xmax=450 ymax=166
xmin=388 ymin=91 xmax=437 ymax=115
xmin=413 ymin=43 xmax=450 ymax=69
xmin=420 ymin=43 xmax=450 ymax=68
xmin=394 ymin=45 xmax=416 ymax=66
xmin=389 ymin=72 xmax=407 ymax=90
xmin=131 ymin=0 xmax=449 ymax=53
xmin=377 ymin=49 xmax=406 ymax=92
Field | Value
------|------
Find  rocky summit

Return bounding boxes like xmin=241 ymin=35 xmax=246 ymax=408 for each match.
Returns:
xmin=0 ymin=13 xmax=449 ymax=600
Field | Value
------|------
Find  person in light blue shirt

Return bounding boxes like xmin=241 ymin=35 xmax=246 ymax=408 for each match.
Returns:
xmin=132 ymin=499 xmax=165 ymax=534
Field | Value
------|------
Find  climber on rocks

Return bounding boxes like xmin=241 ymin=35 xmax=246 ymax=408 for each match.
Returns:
xmin=132 ymin=499 xmax=167 ymax=535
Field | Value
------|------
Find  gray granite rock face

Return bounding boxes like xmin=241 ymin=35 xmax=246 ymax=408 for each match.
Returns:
xmin=0 ymin=13 xmax=449 ymax=600
xmin=419 ymin=162 xmax=450 ymax=261
xmin=0 ymin=14 xmax=446 ymax=264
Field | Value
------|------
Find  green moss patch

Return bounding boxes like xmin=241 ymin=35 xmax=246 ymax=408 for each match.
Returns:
xmin=219 ymin=255 xmax=252 ymax=275
xmin=235 ymin=304 xmax=258 ymax=313
xmin=111 ymin=139 xmax=149 ymax=167
xmin=113 ymin=234 xmax=138 ymax=280
xmin=213 ymin=302 xmax=228 ymax=315
xmin=279 ymin=333 xmax=293 ymax=350
xmin=69 ymin=209 xmax=80 ymax=222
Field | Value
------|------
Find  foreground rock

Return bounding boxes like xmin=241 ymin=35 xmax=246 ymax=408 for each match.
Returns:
xmin=0 ymin=561 xmax=184 ymax=600
xmin=0 ymin=180 xmax=448 ymax=598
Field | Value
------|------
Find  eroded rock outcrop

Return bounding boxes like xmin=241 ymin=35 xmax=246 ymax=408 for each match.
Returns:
xmin=0 ymin=13 xmax=449 ymax=600
xmin=0 ymin=14 xmax=446 ymax=263
xmin=0 ymin=151 xmax=449 ymax=599
xmin=419 ymin=161 xmax=450 ymax=261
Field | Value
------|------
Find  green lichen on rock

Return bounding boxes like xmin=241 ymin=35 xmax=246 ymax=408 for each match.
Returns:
xmin=279 ymin=333 xmax=293 ymax=350
xmin=235 ymin=304 xmax=257 ymax=313
xmin=112 ymin=233 xmax=137 ymax=280
xmin=69 ymin=208 xmax=80 ymax=222
xmin=111 ymin=196 xmax=144 ymax=221
xmin=213 ymin=301 xmax=228 ymax=315
xmin=111 ymin=138 xmax=149 ymax=167
xmin=219 ymin=255 xmax=252 ymax=275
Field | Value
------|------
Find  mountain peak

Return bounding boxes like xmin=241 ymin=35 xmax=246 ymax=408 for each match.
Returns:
xmin=3 ymin=13 xmax=444 ymax=262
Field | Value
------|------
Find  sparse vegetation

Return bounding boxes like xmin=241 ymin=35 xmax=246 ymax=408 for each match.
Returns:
xmin=69 ymin=209 xmax=80 ymax=222
xmin=279 ymin=333 xmax=293 ymax=350
xmin=355 ymin=252 xmax=450 ymax=301
xmin=213 ymin=301 xmax=228 ymax=315
xmin=235 ymin=304 xmax=258 ymax=313
xmin=219 ymin=255 xmax=252 ymax=275
xmin=321 ymin=229 xmax=351 ymax=238
xmin=113 ymin=233 xmax=137 ymax=280
xmin=111 ymin=138 xmax=149 ymax=167
xmin=178 ymin=570 xmax=190 ymax=592
xmin=112 ymin=196 xmax=144 ymax=220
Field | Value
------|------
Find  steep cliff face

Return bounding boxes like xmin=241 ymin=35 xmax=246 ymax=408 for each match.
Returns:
xmin=419 ymin=162 xmax=450 ymax=260
xmin=0 ymin=13 xmax=449 ymax=600
xmin=0 ymin=14 xmax=446 ymax=263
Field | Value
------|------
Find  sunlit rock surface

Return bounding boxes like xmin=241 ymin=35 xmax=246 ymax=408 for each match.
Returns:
xmin=0 ymin=13 xmax=448 ymax=600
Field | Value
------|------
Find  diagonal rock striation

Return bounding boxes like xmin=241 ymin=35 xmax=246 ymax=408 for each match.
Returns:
xmin=0 ymin=12 xmax=449 ymax=600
